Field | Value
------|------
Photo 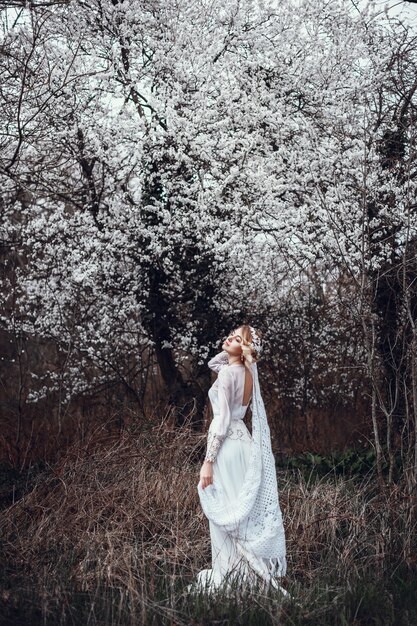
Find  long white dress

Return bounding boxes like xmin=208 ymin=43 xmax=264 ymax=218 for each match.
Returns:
xmin=190 ymin=351 xmax=287 ymax=595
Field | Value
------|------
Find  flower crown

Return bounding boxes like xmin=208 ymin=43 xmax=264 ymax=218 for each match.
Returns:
xmin=248 ymin=325 xmax=262 ymax=355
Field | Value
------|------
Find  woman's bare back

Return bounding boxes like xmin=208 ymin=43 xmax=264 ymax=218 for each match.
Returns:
xmin=242 ymin=367 xmax=253 ymax=406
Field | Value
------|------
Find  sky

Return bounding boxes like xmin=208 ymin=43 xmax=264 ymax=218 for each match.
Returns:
xmin=366 ymin=0 xmax=417 ymax=28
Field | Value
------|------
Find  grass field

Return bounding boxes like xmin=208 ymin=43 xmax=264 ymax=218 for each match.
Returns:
xmin=1 ymin=423 xmax=416 ymax=625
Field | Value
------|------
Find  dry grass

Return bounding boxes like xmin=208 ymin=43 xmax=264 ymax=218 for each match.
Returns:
xmin=1 ymin=417 xmax=417 ymax=625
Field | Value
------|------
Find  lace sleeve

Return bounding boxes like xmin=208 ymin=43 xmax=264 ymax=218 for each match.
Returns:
xmin=204 ymin=367 xmax=234 ymax=462
xmin=205 ymin=431 xmax=224 ymax=463
xmin=207 ymin=350 xmax=229 ymax=373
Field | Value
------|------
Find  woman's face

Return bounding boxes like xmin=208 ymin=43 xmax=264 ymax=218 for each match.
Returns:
xmin=222 ymin=326 xmax=244 ymax=356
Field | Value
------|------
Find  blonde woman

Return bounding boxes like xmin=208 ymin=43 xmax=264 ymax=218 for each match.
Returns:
xmin=189 ymin=324 xmax=288 ymax=596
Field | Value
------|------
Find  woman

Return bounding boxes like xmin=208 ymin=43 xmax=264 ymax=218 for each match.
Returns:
xmin=189 ymin=324 xmax=288 ymax=595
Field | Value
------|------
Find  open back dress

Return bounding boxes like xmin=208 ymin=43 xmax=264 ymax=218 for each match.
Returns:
xmin=192 ymin=350 xmax=287 ymax=593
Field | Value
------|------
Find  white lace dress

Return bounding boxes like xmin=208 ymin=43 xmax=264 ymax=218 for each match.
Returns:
xmin=191 ymin=351 xmax=286 ymax=593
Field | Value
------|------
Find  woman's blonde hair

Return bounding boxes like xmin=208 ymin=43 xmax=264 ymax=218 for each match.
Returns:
xmin=238 ymin=324 xmax=263 ymax=368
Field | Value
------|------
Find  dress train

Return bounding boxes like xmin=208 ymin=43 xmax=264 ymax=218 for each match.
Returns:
xmin=188 ymin=420 xmax=289 ymax=598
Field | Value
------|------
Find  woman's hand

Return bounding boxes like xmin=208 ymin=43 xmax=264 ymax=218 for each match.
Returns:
xmin=200 ymin=460 xmax=214 ymax=489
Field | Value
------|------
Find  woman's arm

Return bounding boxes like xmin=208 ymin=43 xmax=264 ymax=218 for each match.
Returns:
xmin=207 ymin=350 xmax=229 ymax=373
xmin=204 ymin=366 xmax=234 ymax=462
xmin=200 ymin=367 xmax=234 ymax=488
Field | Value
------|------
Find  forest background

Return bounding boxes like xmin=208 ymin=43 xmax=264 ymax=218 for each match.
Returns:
xmin=1 ymin=0 xmax=417 ymax=624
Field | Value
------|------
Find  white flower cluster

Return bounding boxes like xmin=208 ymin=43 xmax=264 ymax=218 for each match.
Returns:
xmin=0 ymin=0 xmax=415 ymax=419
